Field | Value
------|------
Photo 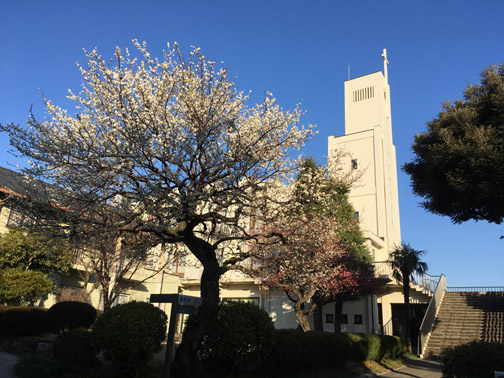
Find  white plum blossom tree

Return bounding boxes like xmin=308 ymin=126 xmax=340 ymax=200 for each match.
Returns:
xmin=1 ymin=40 xmax=314 ymax=376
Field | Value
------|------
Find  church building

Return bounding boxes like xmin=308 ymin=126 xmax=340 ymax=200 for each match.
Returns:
xmin=326 ymin=50 xmax=431 ymax=336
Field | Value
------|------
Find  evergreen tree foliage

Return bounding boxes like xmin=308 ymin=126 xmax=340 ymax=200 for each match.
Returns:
xmin=404 ymin=63 xmax=504 ymax=225
xmin=0 ymin=227 xmax=71 ymax=305
xmin=0 ymin=227 xmax=71 ymax=274
xmin=0 ymin=268 xmax=54 ymax=305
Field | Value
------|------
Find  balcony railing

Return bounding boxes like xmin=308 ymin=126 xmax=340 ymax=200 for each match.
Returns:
xmin=372 ymin=261 xmax=393 ymax=280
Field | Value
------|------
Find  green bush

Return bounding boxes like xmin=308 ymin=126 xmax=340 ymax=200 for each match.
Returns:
xmin=442 ymin=341 xmax=504 ymax=378
xmin=261 ymin=330 xmax=403 ymax=375
xmin=0 ymin=305 xmax=47 ymax=336
xmin=46 ymin=301 xmax=97 ymax=333
xmin=198 ymin=301 xmax=275 ymax=374
xmin=343 ymin=332 xmax=381 ymax=361
xmin=265 ymin=331 xmax=303 ymax=373
xmin=278 ymin=330 xmax=329 ymax=368
xmin=378 ymin=334 xmax=406 ymax=360
xmin=92 ymin=301 xmax=167 ymax=378
xmin=0 ymin=268 xmax=54 ymax=305
xmin=320 ymin=332 xmax=352 ymax=367
xmin=53 ymin=330 xmax=98 ymax=369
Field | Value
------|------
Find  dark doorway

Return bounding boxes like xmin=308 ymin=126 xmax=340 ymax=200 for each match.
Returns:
xmin=391 ymin=303 xmax=428 ymax=347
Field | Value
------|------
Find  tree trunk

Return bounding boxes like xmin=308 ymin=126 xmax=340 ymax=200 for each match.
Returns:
xmin=334 ymin=300 xmax=343 ymax=334
xmin=174 ymin=243 xmax=222 ymax=377
xmin=313 ymin=302 xmax=323 ymax=331
xmin=294 ymin=300 xmax=311 ymax=332
xmin=102 ymin=282 xmax=113 ymax=310
xmin=403 ymin=276 xmax=412 ymax=353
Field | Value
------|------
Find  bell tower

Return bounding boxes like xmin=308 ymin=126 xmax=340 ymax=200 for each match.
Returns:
xmin=328 ymin=49 xmax=401 ymax=262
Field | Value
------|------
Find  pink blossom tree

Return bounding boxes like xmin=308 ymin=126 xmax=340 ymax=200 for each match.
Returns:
xmin=248 ymin=161 xmax=377 ymax=332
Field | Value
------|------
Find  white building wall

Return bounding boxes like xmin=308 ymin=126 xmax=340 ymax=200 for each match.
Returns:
xmin=327 ymin=53 xmax=407 ymax=334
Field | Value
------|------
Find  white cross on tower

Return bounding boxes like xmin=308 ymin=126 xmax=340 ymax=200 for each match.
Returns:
xmin=381 ymin=48 xmax=389 ymax=83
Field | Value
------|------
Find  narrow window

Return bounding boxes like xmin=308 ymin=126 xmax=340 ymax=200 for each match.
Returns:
xmin=326 ymin=314 xmax=334 ymax=323
xmin=352 ymin=159 xmax=358 ymax=169
xmin=354 ymin=212 xmax=360 ymax=221
xmin=354 ymin=314 xmax=363 ymax=324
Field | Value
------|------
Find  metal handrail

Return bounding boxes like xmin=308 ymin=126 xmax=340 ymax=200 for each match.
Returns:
xmin=446 ymin=287 xmax=504 ymax=292
xmin=418 ymin=274 xmax=446 ymax=357
xmin=373 ymin=261 xmax=441 ymax=295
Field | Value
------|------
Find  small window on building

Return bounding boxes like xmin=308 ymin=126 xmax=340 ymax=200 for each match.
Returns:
xmin=351 ymin=159 xmax=358 ymax=170
xmin=341 ymin=314 xmax=348 ymax=324
xmin=354 ymin=314 xmax=363 ymax=324
xmin=325 ymin=314 xmax=334 ymax=323
xmin=354 ymin=212 xmax=360 ymax=221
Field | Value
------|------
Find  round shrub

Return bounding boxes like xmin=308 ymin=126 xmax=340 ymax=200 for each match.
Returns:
xmin=92 ymin=301 xmax=167 ymax=378
xmin=199 ymin=301 xmax=275 ymax=374
xmin=53 ymin=330 xmax=98 ymax=369
xmin=46 ymin=301 xmax=97 ymax=333
xmin=442 ymin=341 xmax=504 ymax=378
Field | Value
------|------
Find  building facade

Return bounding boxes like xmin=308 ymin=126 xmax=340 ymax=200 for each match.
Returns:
xmin=0 ymin=50 xmax=434 ymax=336
xmin=327 ymin=50 xmax=430 ymax=335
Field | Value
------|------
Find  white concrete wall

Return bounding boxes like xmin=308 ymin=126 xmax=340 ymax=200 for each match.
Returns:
xmin=328 ymin=63 xmax=406 ymax=335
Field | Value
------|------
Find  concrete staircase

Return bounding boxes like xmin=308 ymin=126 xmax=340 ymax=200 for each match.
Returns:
xmin=425 ymin=292 xmax=504 ymax=358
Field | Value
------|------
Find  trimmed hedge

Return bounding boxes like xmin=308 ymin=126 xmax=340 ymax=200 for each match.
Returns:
xmin=343 ymin=332 xmax=406 ymax=361
xmin=46 ymin=301 xmax=97 ymax=333
xmin=320 ymin=332 xmax=353 ymax=367
xmin=0 ymin=305 xmax=47 ymax=337
xmin=344 ymin=332 xmax=380 ymax=361
xmin=378 ymin=334 xmax=406 ymax=360
xmin=273 ymin=330 xmax=329 ymax=369
xmin=442 ymin=341 xmax=504 ymax=378
xmin=265 ymin=331 xmax=303 ymax=374
xmin=263 ymin=330 xmax=405 ymax=375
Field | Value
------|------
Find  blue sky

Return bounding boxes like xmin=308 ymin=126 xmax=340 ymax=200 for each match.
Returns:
xmin=1 ymin=0 xmax=503 ymax=287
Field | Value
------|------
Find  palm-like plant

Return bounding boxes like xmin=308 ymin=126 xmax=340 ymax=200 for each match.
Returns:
xmin=389 ymin=242 xmax=428 ymax=352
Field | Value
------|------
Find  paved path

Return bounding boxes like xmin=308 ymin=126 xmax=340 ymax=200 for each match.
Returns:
xmin=380 ymin=359 xmax=442 ymax=378
xmin=0 ymin=351 xmax=19 ymax=378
